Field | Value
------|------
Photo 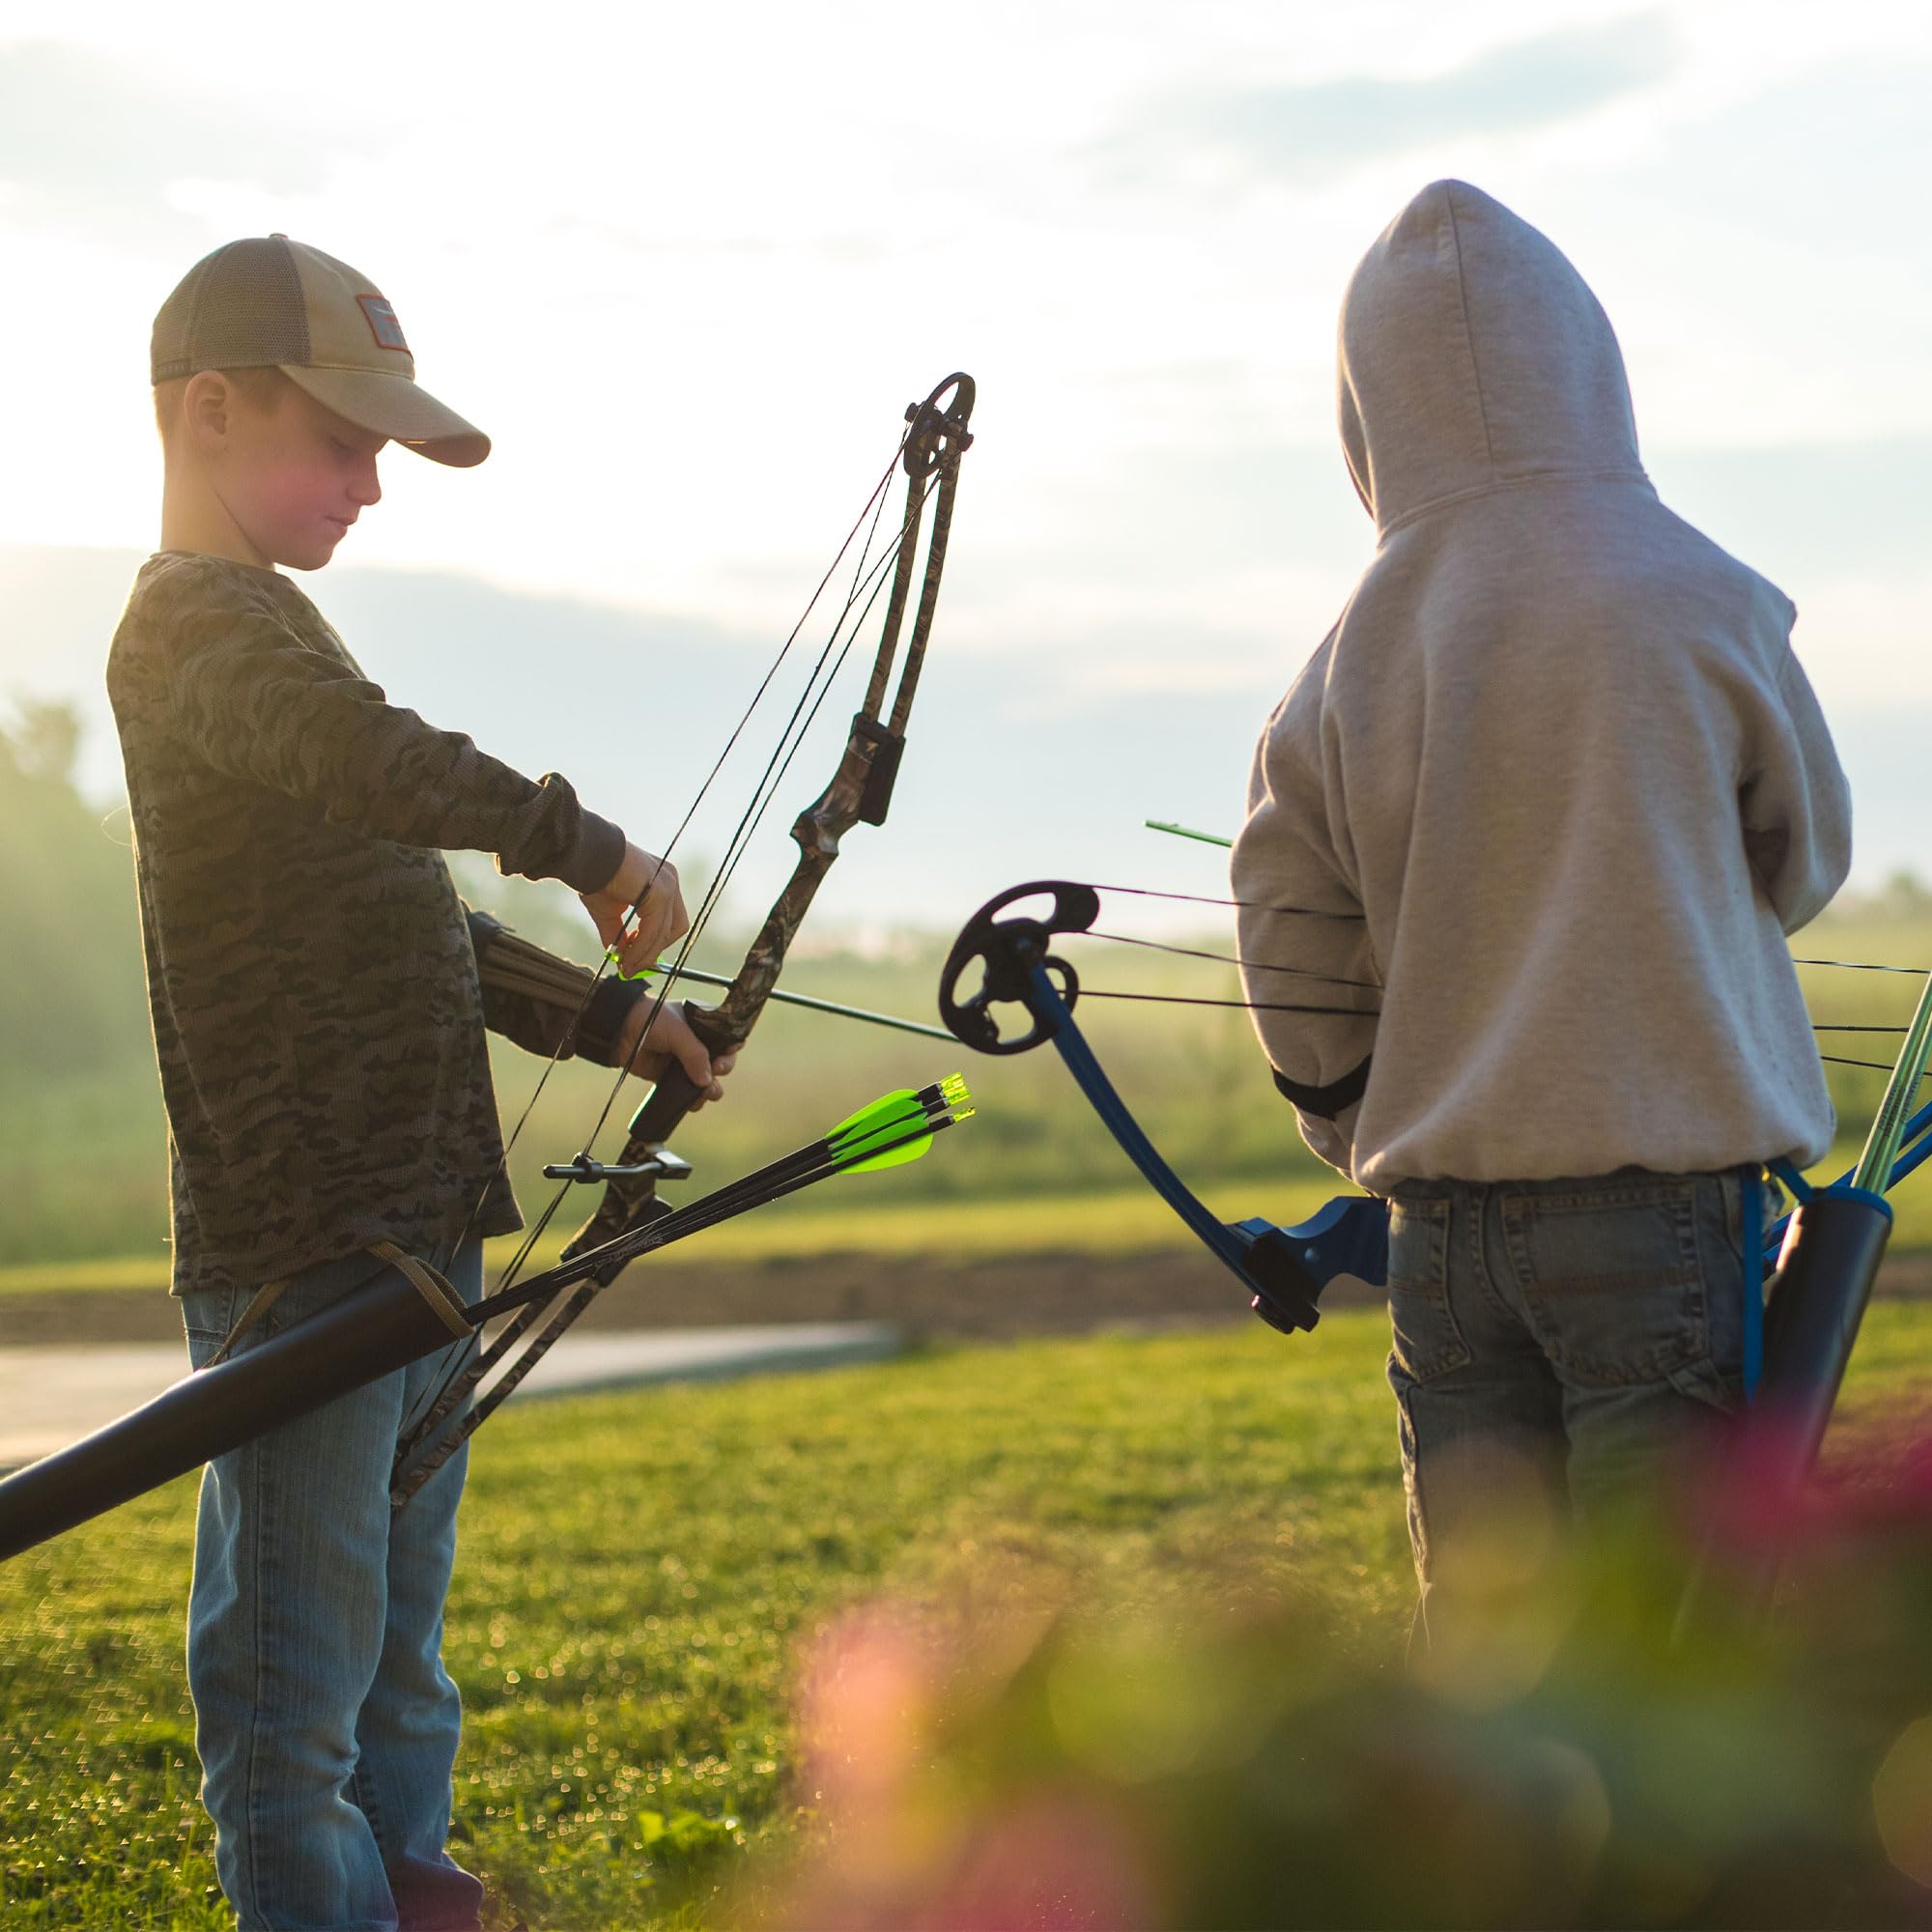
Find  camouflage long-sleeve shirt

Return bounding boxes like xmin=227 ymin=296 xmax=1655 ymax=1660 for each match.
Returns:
xmin=107 ymin=550 xmax=638 ymax=1296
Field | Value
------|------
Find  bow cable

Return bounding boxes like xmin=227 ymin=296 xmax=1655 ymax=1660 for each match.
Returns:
xmin=443 ymin=433 xmax=913 ymax=1262
xmin=562 ymin=471 xmax=938 ymax=1170
xmin=1086 ymin=927 xmax=1381 ymax=992
xmin=932 ymin=882 xmax=1927 ymax=1042
xmin=395 ymin=375 xmax=976 ymax=1490
xmin=399 ymin=431 xmax=925 ymax=1452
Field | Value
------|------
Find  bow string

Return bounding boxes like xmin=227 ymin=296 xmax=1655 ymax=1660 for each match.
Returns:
xmin=391 ymin=373 xmax=976 ymax=1503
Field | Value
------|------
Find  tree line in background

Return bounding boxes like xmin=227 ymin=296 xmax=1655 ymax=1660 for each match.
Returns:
xmin=3 ymin=702 xmax=1928 ymax=1267
xmin=0 ymin=701 xmax=152 ymax=1083
xmin=0 ymin=704 xmax=1324 ymax=1263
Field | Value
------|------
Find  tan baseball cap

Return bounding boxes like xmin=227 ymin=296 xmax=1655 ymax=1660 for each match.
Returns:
xmin=151 ymin=236 xmax=490 ymax=468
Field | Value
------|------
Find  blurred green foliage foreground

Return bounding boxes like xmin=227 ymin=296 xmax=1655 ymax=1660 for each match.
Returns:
xmin=10 ymin=1308 xmax=1932 ymax=1928
xmin=753 ymin=1301 xmax=1932 ymax=1931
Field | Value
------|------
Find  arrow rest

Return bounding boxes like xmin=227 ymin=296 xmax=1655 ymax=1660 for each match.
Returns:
xmin=542 ymin=1148 xmax=694 ymax=1186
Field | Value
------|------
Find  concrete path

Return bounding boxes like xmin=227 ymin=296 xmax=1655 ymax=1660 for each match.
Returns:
xmin=0 ymin=1321 xmax=902 ymax=1472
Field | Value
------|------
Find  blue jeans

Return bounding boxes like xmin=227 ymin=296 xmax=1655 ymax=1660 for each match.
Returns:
xmin=1385 ymin=1170 xmax=1748 ymax=1639
xmin=182 ymin=1241 xmax=486 ymax=1932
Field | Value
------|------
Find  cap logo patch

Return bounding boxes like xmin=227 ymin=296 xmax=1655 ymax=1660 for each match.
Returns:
xmin=356 ymin=294 xmax=411 ymax=353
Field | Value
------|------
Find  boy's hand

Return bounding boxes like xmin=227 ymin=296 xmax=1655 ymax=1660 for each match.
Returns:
xmin=615 ymin=997 xmax=740 ymax=1108
xmin=582 ymin=843 xmax=689 ymax=978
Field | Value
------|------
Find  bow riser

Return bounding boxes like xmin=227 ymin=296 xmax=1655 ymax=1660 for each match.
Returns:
xmin=386 ymin=376 xmax=978 ymax=1505
xmin=557 ymin=668 xmax=923 ymax=1270
xmin=566 ymin=379 xmax=975 ymax=1273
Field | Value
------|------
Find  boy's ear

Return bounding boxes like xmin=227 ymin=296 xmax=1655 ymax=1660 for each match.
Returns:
xmin=181 ymin=370 xmax=236 ymax=450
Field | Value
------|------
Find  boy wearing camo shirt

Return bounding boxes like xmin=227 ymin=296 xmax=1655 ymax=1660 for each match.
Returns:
xmin=111 ymin=236 xmax=732 ymax=1930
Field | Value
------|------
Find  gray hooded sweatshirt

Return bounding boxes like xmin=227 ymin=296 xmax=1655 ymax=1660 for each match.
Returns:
xmin=1232 ymin=180 xmax=1851 ymax=1191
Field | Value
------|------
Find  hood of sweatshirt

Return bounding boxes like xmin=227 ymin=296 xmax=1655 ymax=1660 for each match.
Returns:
xmin=1236 ymin=179 xmax=1850 ymax=1192
xmin=1337 ymin=180 xmax=1648 ymax=535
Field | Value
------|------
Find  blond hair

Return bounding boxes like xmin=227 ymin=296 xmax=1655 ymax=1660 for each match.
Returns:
xmin=153 ymin=366 xmax=292 ymax=445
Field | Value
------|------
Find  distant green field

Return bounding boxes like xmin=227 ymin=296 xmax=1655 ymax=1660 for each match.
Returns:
xmin=0 ymin=1179 xmax=1332 ymax=1295
xmin=6 ymin=1301 xmax=1932 ymax=1931
xmin=4 ymin=903 xmax=1928 ymax=1274
xmin=6 ymin=1136 xmax=1929 ymax=1298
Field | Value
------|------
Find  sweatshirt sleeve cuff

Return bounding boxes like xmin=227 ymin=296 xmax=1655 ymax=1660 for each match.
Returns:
xmin=1272 ymin=1054 xmax=1374 ymax=1121
xmin=562 ymin=808 xmax=626 ymax=895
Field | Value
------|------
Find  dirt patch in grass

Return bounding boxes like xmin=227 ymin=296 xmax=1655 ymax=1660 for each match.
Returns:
xmin=0 ymin=1249 xmax=1383 ymax=1346
xmin=8 ymin=1251 xmax=1932 ymax=1347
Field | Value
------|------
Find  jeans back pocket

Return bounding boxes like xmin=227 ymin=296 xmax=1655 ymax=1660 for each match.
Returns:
xmin=1499 ymin=1179 xmax=1710 ymax=1385
xmin=1387 ymin=1195 xmax=1470 ymax=1383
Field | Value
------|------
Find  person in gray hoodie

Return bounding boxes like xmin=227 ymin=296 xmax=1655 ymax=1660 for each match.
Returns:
xmin=1231 ymin=180 xmax=1851 ymax=1637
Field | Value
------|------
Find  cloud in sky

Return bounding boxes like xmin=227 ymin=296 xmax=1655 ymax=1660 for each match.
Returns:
xmin=1623 ymin=53 xmax=1932 ymax=259
xmin=2 ymin=5 xmax=1927 ymax=737
xmin=0 ymin=40 xmax=384 ymax=246
xmin=1092 ymin=12 xmax=1678 ymax=189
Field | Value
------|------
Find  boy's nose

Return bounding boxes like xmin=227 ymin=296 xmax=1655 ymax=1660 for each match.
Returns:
xmin=351 ymin=459 xmax=383 ymax=507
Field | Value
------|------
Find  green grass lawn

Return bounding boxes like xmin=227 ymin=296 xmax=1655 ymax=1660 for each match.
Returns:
xmin=6 ymin=1304 xmax=1932 ymax=1930
xmin=6 ymin=1141 xmax=1932 ymax=1297
xmin=0 ymin=1181 xmax=1343 ymax=1295
xmin=0 ymin=1310 xmax=1400 ymax=1930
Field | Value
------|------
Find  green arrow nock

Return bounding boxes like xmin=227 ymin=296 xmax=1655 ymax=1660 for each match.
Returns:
xmin=829 ymin=1075 xmax=974 ymax=1174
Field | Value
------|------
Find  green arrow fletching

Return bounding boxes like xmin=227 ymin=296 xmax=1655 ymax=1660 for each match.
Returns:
xmin=830 ymin=1088 xmax=921 ymax=1146
xmin=840 ymin=1102 xmax=978 ymax=1174
xmin=826 ymin=1076 xmax=974 ymax=1175
xmin=841 ymin=1132 xmax=934 ymax=1174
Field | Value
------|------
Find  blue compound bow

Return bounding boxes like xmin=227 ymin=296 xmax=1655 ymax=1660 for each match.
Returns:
xmin=938 ymin=879 xmax=1932 ymax=1441
xmin=938 ymin=880 xmax=1388 ymax=1337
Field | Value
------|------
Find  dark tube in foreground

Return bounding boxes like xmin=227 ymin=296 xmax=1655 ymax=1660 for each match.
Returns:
xmin=1676 ymin=1186 xmax=1892 ymax=1634
xmin=0 ymin=1262 xmax=469 ymax=1563
xmin=1755 ymin=1187 xmax=1893 ymax=1471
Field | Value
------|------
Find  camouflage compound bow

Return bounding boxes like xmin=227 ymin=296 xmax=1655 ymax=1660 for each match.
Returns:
xmin=0 ymin=373 xmax=977 ymax=1560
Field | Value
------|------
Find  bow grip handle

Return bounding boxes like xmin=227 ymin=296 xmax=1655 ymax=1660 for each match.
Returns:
xmin=621 ymin=1000 xmax=739 ymax=1143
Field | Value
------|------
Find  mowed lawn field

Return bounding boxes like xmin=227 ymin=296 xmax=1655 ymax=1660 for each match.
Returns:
xmin=7 ymin=1301 xmax=1932 ymax=1931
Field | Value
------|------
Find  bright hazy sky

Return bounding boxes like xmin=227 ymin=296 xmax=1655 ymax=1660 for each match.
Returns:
xmin=2 ymin=2 xmax=1928 ymax=913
